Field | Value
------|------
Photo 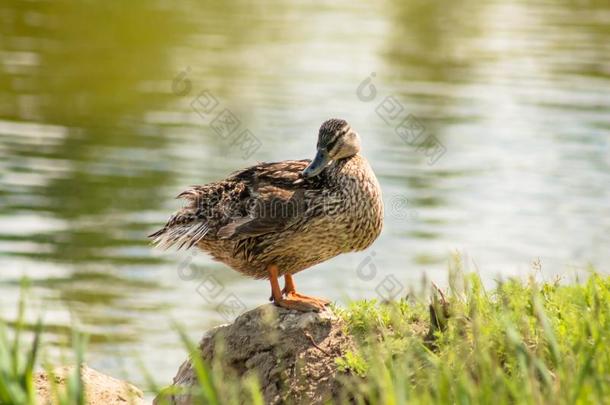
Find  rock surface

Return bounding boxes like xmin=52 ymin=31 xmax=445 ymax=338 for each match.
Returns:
xmin=157 ymin=304 xmax=354 ymax=405
xmin=35 ymin=365 xmax=143 ymax=405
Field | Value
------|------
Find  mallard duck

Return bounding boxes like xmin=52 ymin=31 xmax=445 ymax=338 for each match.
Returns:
xmin=150 ymin=118 xmax=383 ymax=311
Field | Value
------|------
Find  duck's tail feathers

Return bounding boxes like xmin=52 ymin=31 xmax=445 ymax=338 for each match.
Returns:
xmin=148 ymin=216 xmax=210 ymax=250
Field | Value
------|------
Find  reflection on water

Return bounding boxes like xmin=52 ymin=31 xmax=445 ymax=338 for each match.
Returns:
xmin=1 ymin=0 xmax=609 ymax=386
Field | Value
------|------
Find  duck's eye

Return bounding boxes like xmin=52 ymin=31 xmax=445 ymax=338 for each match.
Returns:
xmin=326 ymin=138 xmax=340 ymax=155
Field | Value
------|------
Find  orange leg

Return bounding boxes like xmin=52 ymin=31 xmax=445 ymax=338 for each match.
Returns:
xmin=268 ymin=265 xmax=327 ymax=312
xmin=284 ymin=273 xmax=297 ymax=294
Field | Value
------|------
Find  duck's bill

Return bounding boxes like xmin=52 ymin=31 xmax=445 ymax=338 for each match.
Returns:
xmin=302 ymin=149 xmax=330 ymax=178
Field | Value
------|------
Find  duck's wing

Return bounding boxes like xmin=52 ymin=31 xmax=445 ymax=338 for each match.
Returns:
xmin=218 ymin=160 xmax=324 ymax=239
xmin=149 ymin=159 xmax=326 ymax=249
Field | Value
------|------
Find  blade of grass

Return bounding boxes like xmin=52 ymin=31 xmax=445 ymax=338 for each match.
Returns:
xmin=174 ymin=324 xmax=219 ymax=405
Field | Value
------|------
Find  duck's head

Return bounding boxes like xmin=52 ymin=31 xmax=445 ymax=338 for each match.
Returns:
xmin=302 ymin=118 xmax=361 ymax=178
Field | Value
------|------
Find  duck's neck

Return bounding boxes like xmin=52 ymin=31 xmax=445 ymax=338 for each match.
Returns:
xmin=328 ymin=153 xmax=363 ymax=175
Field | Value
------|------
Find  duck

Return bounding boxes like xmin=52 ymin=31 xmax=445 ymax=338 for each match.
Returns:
xmin=149 ymin=118 xmax=384 ymax=312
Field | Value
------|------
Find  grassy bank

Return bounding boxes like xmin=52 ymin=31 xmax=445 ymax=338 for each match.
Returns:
xmin=335 ymin=270 xmax=610 ymax=404
xmin=155 ymin=269 xmax=610 ymax=404
xmin=2 ymin=270 xmax=609 ymax=404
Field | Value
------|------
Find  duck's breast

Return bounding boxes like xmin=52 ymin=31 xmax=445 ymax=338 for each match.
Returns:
xmin=327 ymin=155 xmax=384 ymax=252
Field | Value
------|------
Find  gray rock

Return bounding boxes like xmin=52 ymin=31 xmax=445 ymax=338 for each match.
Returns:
xmin=35 ymin=365 xmax=143 ymax=405
xmin=157 ymin=304 xmax=354 ymax=405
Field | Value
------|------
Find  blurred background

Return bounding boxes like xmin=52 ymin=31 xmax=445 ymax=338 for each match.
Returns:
xmin=0 ymin=0 xmax=609 ymax=387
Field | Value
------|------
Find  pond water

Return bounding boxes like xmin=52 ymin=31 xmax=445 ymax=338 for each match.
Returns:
xmin=1 ymin=0 xmax=609 ymax=388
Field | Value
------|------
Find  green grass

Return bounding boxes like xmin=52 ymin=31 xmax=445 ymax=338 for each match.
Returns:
xmin=334 ymin=270 xmax=610 ymax=404
xmin=0 ymin=281 xmax=42 ymax=405
xmin=0 ymin=281 xmax=86 ymax=405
